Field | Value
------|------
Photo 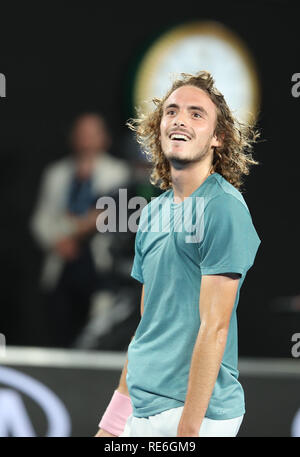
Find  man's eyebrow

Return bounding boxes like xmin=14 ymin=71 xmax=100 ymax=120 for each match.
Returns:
xmin=188 ymin=105 xmax=208 ymax=116
xmin=163 ymin=103 xmax=208 ymax=117
xmin=164 ymin=103 xmax=179 ymax=110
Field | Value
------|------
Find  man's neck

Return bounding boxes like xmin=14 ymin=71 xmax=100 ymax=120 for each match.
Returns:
xmin=170 ymin=162 xmax=214 ymax=203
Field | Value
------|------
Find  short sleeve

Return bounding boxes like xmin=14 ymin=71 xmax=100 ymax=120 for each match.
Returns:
xmin=131 ymin=228 xmax=144 ymax=283
xmin=130 ymin=201 xmax=148 ymax=285
xmin=198 ymin=194 xmax=261 ymax=276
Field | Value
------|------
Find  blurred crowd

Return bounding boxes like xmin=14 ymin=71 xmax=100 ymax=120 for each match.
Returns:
xmin=30 ymin=112 xmax=161 ymax=350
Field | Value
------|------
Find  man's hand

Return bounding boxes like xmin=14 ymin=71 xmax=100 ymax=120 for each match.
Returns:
xmin=68 ymin=209 xmax=100 ymax=239
xmin=94 ymin=428 xmax=118 ymax=437
xmin=177 ymin=410 xmax=200 ymax=437
xmin=54 ymin=236 xmax=79 ymax=260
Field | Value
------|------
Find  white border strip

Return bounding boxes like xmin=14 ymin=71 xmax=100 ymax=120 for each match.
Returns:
xmin=238 ymin=357 xmax=300 ymax=377
xmin=0 ymin=346 xmax=299 ymax=377
xmin=0 ymin=347 xmax=127 ymax=370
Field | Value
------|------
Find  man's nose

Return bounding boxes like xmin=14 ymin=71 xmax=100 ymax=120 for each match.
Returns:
xmin=173 ymin=118 xmax=186 ymax=127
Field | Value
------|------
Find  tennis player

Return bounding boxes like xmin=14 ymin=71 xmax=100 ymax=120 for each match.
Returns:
xmin=96 ymin=71 xmax=261 ymax=437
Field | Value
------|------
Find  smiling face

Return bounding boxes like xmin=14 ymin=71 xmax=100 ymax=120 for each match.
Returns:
xmin=160 ymin=85 xmax=221 ymax=167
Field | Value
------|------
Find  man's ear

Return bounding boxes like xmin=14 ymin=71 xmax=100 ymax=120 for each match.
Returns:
xmin=212 ymin=132 xmax=224 ymax=148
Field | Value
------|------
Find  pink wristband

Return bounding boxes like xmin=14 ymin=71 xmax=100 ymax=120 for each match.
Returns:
xmin=99 ymin=390 xmax=133 ymax=436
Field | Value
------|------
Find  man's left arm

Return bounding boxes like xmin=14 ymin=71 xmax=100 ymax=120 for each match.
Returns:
xmin=177 ymin=273 xmax=240 ymax=437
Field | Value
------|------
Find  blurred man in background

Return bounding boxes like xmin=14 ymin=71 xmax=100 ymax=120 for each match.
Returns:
xmin=30 ymin=113 xmax=130 ymax=348
xmin=72 ymin=131 xmax=163 ymax=352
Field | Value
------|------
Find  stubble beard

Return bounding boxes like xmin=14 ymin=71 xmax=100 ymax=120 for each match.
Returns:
xmin=164 ymin=138 xmax=212 ymax=170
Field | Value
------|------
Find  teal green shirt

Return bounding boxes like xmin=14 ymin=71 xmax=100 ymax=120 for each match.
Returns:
xmin=126 ymin=172 xmax=261 ymax=420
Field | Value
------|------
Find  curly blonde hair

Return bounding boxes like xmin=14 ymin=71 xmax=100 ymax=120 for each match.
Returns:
xmin=127 ymin=71 xmax=260 ymax=191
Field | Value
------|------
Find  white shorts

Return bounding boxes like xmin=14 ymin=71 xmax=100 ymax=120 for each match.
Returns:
xmin=119 ymin=406 xmax=244 ymax=437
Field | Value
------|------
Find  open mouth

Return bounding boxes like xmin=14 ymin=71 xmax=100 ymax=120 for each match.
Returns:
xmin=169 ymin=133 xmax=191 ymax=141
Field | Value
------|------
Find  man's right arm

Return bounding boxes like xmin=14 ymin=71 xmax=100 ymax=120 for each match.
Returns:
xmin=95 ymin=285 xmax=144 ymax=437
